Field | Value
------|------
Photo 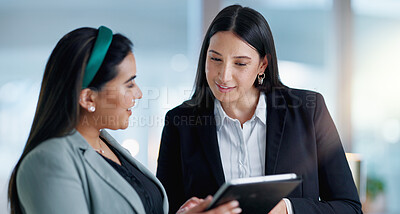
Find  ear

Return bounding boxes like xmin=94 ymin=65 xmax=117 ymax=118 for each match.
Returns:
xmin=79 ymin=88 xmax=97 ymax=112
xmin=258 ymin=55 xmax=268 ymax=74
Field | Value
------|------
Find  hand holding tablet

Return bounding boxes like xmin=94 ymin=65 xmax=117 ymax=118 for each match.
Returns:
xmin=206 ymin=173 xmax=302 ymax=214
xmin=177 ymin=196 xmax=241 ymax=214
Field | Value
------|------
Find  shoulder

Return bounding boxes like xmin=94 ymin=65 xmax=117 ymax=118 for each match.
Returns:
xmin=277 ymin=88 xmax=324 ymax=108
xmin=164 ymin=101 xmax=214 ymax=128
xmin=23 ymin=136 xmax=75 ymax=161
xmin=269 ymin=88 xmax=327 ymax=118
xmin=16 ymin=134 xmax=90 ymax=211
xmin=165 ymin=101 xmax=200 ymax=118
xmin=279 ymin=88 xmax=322 ymax=101
xmin=18 ymin=134 xmax=82 ymax=178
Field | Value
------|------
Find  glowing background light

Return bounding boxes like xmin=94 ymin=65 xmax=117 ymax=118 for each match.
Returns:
xmin=381 ymin=119 xmax=400 ymax=144
xmin=170 ymin=54 xmax=189 ymax=72
xmin=122 ymin=139 xmax=140 ymax=157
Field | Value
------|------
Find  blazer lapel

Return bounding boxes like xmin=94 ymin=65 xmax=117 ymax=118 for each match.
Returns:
xmin=75 ymin=132 xmax=146 ymax=214
xmin=82 ymin=149 xmax=146 ymax=214
xmin=197 ymin=108 xmax=226 ymax=187
xmin=100 ymin=130 xmax=169 ymax=213
xmin=265 ymin=89 xmax=287 ymax=175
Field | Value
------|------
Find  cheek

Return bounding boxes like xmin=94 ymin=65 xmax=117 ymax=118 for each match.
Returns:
xmin=205 ymin=62 xmax=217 ymax=80
xmin=99 ymin=90 xmax=118 ymax=109
xmin=237 ymin=69 xmax=258 ymax=88
xmin=121 ymin=90 xmax=134 ymax=107
xmin=106 ymin=88 xmax=132 ymax=110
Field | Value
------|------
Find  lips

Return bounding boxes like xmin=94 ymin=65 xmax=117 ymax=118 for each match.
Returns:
xmin=215 ymin=82 xmax=236 ymax=93
xmin=127 ymin=106 xmax=134 ymax=115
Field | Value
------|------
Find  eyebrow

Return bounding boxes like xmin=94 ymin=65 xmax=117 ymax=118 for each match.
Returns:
xmin=208 ymin=50 xmax=251 ymax=59
xmin=209 ymin=50 xmax=222 ymax=56
xmin=124 ymin=75 xmax=136 ymax=84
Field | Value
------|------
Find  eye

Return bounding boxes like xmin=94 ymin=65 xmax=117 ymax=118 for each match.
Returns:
xmin=127 ymin=80 xmax=135 ymax=88
xmin=211 ymin=57 xmax=222 ymax=62
xmin=235 ymin=62 xmax=247 ymax=66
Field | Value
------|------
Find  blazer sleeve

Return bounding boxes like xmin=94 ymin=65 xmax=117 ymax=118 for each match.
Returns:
xmin=156 ymin=110 xmax=186 ymax=213
xmin=17 ymin=147 xmax=89 ymax=214
xmin=289 ymin=93 xmax=362 ymax=214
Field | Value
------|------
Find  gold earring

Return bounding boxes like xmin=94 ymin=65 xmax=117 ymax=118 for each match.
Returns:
xmin=257 ymin=73 xmax=265 ymax=85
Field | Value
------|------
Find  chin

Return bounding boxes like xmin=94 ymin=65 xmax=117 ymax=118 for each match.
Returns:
xmin=106 ymin=120 xmax=130 ymax=130
xmin=121 ymin=123 xmax=129 ymax=130
xmin=213 ymin=92 xmax=238 ymax=104
xmin=105 ymin=126 xmax=119 ymax=131
xmin=120 ymin=118 xmax=130 ymax=129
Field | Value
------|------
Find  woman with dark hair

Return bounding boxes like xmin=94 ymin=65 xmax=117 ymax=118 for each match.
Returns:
xmin=8 ymin=26 xmax=241 ymax=214
xmin=157 ymin=5 xmax=362 ymax=214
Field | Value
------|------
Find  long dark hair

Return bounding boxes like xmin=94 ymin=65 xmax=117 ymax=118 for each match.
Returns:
xmin=188 ymin=4 xmax=286 ymax=109
xmin=8 ymin=27 xmax=133 ymax=214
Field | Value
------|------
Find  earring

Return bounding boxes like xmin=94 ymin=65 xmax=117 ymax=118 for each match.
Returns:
xmin=88 ymin=106 xmax=96 ymax=112
xmin=257 ymin=73 xmax=265 ymax=85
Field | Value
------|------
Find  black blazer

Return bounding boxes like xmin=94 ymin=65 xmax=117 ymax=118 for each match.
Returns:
xmin=156 ymin=88 xmax=362 ymax=214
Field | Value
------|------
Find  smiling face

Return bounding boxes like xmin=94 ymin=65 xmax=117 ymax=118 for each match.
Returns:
xmin=205 ymin=31 xmax=267 ymax=106
xmin=93 ymin=52 xmax=142 ymax=130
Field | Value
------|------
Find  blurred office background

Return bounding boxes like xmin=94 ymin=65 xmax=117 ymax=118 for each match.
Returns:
xmin=0 ymin=0 xmax=399 ymax=213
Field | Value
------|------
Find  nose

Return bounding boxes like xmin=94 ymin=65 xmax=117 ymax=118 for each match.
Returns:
xmin=129 ymin=86 xmax=142 ymax=108
xmin=135 ymin=86 xmax=143 ymax=99
xmin=219 ymin=63 xmax=232 ymax=83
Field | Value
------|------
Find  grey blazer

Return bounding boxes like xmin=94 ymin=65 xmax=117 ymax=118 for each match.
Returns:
xmin=17 ymin=130 xmax=169 ymax=214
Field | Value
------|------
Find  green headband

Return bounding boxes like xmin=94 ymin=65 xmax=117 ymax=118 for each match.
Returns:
xmin=82 ymin=26 xmax=113 ymax=89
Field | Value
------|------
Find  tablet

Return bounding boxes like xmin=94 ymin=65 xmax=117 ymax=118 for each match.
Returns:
xmin=206 ymin=173 xmax=301 ymax=214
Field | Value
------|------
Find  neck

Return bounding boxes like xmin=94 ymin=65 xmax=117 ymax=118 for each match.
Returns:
xmin=220 ymin=89 xmax=260 ymax=125
xmin=76 ymin=113 xmax=101 ymax=149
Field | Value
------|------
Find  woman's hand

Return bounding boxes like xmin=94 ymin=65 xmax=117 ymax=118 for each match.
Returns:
xmin=177 ymin=197 xmax=204 ymax=213
xmin=177 ymin=196 xmax=241 ymax=214
xmin=268 ymin=200 xmax=287 ymax=214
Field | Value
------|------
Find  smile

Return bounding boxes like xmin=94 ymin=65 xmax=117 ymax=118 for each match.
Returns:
xmin=215 ymin=82 xmax=236 ymax=93
xmin=127 ymin=107 xmax=133 ymax=115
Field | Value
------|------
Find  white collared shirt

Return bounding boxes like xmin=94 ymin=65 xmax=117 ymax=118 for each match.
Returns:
xmin=214 ymin=92 xmax=294 ymax=214
xmin=214 ymin=92 xmax=267 ymax=181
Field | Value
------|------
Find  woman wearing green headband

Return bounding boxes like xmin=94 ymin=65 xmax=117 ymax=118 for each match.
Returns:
xmin=7 ymin=26 xmax=241 ymax=214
